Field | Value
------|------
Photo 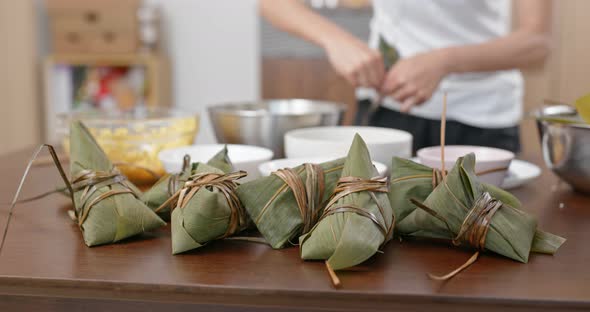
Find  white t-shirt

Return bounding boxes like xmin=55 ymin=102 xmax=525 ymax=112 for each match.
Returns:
xmin=357 ymin=0 xmax=524 ymax=128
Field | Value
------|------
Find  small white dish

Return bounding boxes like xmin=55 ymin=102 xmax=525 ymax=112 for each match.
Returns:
xmin=417 ymin=145 xmax=514 ymax=187
xmin=258 ymin=156 xmax=388 ymax=177
xmin=284 ymin=126 xmax=412 ymax=167
xmin=158 ymin=144 xmax=274 ymax=181
xmin=410 ymin=157 xmax=540 ymax=189
xmin=501 ymin=159 xmax=542 ymax=190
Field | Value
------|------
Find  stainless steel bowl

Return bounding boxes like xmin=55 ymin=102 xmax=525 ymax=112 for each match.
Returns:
xmin=535 ymin=105 xmax=590 ymax=193
xmin=208 ymin=99 xmax=345 ymax=158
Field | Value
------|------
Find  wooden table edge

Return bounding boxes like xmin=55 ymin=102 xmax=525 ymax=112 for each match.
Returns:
xmin=0 ymin=275 xmax=588 ymax=311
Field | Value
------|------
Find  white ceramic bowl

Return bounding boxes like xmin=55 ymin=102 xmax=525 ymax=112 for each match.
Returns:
xmin=284 ymin=126 xmax=412 ymax=166
xmin=417 ymin=145 xmax=515 ymax=187
xmin=258 ymin=156 xmax=388 ymax=177
xmin=158 ymin=144 xmax=274 ymax=181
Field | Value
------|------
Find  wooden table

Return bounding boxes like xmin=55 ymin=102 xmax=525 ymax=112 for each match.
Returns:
xmin=0 ymin=134 xmax=589 ymax=311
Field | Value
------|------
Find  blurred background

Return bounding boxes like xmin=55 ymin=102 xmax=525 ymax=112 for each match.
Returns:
xmin=0 ymin=0 xmax=588 ymax=156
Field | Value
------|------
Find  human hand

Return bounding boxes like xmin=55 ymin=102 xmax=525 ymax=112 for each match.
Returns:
xmin=380 ymin=50 xmax=451 ymax=112
xmin=322 ymin=33 xmax=385 ymax=88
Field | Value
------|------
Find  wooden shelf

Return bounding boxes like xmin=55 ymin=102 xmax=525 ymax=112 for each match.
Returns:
xmin=48 ymin=53 xmax=165 ymax=67
xmin=42 ymin=53 xmax=172 ymax=143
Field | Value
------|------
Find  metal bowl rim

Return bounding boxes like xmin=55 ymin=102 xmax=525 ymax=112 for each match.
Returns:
xmin=534 ymin=104 xmax=590 ymax=130
xmin=208 ymin=99 xmax=346 ymax=117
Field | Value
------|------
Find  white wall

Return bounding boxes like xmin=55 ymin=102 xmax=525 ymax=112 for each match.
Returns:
xmin=151 ymin=0 xmax=260 ymax=143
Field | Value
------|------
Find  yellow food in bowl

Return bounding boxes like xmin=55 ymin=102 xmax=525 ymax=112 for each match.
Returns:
xmin=575 ymin=93 xmax=590 ymax=124
xmin=59 ymin=108 xmax=199 ymax=185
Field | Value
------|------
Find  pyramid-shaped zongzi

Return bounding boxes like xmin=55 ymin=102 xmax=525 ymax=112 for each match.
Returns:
xmin=143 ymin=146 xmax=234 ymax=220
xmin=69 ymin=121 xmax=165 ymax=246
xmin=299 ymin=134 xmax=393 ymax=270
xmin=171 ymin=163 xmax=247 ymax=254
xmin=236 ymin=158 xmax=345 ymax=249
xmin=405 ymin=154 xmax=565 ymax=265
xmin=389 ymin=156 xmax=565 ymax=254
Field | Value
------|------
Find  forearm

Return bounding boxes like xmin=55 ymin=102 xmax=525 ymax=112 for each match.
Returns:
xmin=441 ymin=30 xmax=551 ymax=74
xmin=259 ymin=0 xmax=354 ymax=49
xmin=441 ymin=0 xmax=553 ymax=74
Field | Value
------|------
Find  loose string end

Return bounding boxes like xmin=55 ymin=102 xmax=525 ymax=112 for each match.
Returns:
xmin=325 ymin=261 xmax=342 ymax=288
xmin=427 ymin=251 xmax=480 ymax=281
xmin=440 ymin=92 xmax=448 ymax=180
xmin=1 ymin=144 xmax=72 ymax=256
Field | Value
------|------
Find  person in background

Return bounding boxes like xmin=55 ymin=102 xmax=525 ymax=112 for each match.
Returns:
xmin=260 ymin=0 xmax=553 ymax=153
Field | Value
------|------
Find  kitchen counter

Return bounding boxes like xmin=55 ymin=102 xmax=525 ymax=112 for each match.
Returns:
xmin=0 ymin=125 xmax=588 ymax=311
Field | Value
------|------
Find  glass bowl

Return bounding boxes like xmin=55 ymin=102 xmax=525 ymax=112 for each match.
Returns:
xmin=57 ymin=107 xmax=199 ymax=185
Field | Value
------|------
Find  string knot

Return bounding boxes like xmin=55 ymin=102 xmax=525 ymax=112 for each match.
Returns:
xmin=453 ymin=192 xmax=503 ymax=250
xmin=272 ymin=163 xmax=325 ymax=234
xmin=71 ymin=168 xmax=139 ymax=227
xmin=320 ymin=176 xmax=393 ymax=239
xmin=410 ymin=191 xmax=504 ymax=281
xmin=159 ymin=171 xmax=248 ymax=239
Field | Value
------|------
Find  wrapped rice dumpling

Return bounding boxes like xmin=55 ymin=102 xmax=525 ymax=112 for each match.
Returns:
xmin=69 ymin=121 xmax=166 ymax=246
xmin=236 ymin=157 xmax=345 ymax=249
xmin=143 ymin=146 xmax=233 ymax=220
xmin=167 ymin=162 xmax=248 ymax=254
xmin=404 ymin=154 xmax=565 ymax=279
xmin=299 ymin=134 xmax=394 ymax=276
xmin=390 ymin=156 xmax=566 ymax=255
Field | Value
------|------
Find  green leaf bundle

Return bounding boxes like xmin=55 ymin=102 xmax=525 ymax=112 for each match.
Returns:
xmin=299 ymin=134 xmax=394 ymax=272
xmin=143 ymin=146 xmax=233 ymax=220
xmin=69 ymin=121 xmax=166 ymax=246
xmin=168 ymin=163 xmax=248 ymax=254
xmin=398 ymin=154 xmax=565 ymax=279
xmin=236 ymin=158 xmax=345 ymax=249
xmin=390 ymin=156 xmax=566 ymax=255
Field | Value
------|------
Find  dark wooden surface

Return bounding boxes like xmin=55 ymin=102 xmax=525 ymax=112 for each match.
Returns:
xmin=0 ymin=123 xmax=589 ymax=311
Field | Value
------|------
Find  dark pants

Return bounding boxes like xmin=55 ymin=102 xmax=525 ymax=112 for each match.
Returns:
xmin=356 ymin=100 xmax=521 ymax=154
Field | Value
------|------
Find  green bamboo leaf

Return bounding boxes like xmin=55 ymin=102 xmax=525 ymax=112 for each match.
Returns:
xmin=394 ymin=154 xmax=565 ymax=263
xmin=70 ymin=121 xmax=165 ymax=247
xmin=206 ymin=145 xmax=234 ymax=174
xmin=236 ymin=158 xmax=345 ymax=249
xmin=170 ymin=163 xmax=246 ymax=254
xmin=299 ymin=134 xmax=393 ymax=270
xmin=389 ymin=156 xmax=564 ymax=255
xmin=143 ymin=146 xmax=233 ymax=220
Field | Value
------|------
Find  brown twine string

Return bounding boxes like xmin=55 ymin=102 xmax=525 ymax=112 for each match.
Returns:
xmin=69 ymin=169 xmax=140 ymax=227
xmin=410 ymin=191 xmax=503 ymax=281
xmin=156 ymin=171 xmax=248 ymax=239
xmin=11 ymin=161 xmax=163 ymax=206
xmin=255 ymin=165 xmax=344 ymax=226
xmin=162 ymin=154 xmax=192 ymax=208
xmin=306 ymin=176 xmax=393 ymax=288
xmin=1 ymin=144 xmax=138 ymax=255
xmin=319 ymin=176 xmax=393 ymax=239
xmin=440 ymin=92 xmax=448 ymax=179
xmin=432 ymin=169 xmax=444 ymax=188
xmin=32 ymin=153 xmax=162 ymax=181
xmin=431 ymin=167 xmax=510 ymax=189
xmin=271 ymin=163 xmax=325 ymax=234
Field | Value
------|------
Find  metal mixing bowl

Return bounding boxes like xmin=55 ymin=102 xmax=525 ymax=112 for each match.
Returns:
xmin=208 ymin=99 xmax=345 ymax=158
xmin=535 ymin=104 xmax=590 ymax=193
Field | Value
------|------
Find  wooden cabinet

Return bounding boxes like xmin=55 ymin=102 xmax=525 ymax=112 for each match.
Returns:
xmin=46 ymin=0 xmax=140 ymax=54
xmin=0 ymin=0 xmax=40 ymax=155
